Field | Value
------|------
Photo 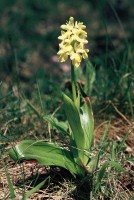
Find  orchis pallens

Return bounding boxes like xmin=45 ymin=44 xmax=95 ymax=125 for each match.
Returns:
xmin=57 ymin=17 xmax=89 ymax=67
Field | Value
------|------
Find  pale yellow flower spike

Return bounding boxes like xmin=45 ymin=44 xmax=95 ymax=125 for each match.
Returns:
xmin=57 ymin=17 xmax=89 ymax=67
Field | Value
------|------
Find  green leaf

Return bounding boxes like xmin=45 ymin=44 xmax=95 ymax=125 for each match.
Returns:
xmin=9 ymin=140 xmax=85 ymax=177
xmin=62 ymin=93 xmax=85 ymax=149
xmin=95 ymin=161 xmax=109 ymax=192
xmin=87 ymin=152 xmax=101 ymax=173
xmin=43 ymin=115 xmax=69 ymax=136
xmin=23 ymin=177 xmax=50 ymax=199
xmin=85 ymin=60 xmax=96 ymax=96
xmin=78 ymin=84 xmax=94 ymax=150
xmin=127 ymin=156 xmax=134 ymax=162
xmin=109 ymin=161 xmax=129 ymax=174
xmin=2 ymin=157 xmax=16 ymax=199
xmin=62 ymin=93 xmax=88 ymax=165
xmin=118 ymin=131 xmax=129 ymax=152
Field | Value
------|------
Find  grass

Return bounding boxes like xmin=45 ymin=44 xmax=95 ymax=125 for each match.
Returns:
xmin=0 ymin=0 xmax=134 ymax=199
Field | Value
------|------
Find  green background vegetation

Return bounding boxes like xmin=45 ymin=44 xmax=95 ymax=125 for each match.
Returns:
xmin=0 ymin=0 xmax=133 ymax=110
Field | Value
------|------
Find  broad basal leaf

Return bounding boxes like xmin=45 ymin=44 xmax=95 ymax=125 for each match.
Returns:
xmin=9 ymin=140 xmax=85 ymax=177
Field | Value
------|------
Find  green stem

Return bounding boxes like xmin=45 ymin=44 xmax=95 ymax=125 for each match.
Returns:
xmin=71 ymin=63 xmax=77 ymax=102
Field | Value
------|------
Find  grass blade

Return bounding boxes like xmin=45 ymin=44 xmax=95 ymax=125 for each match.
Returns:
xmin=24 ymin=177 xmax=50 ymax=199
xmin=118 ymin=131 xmax=129 ymax=152
xmin=95 ymin=161 xmax=109 ymax=192
xmin=109 ymin=161 xmax=129 ymax=174
xmin=2 ymin=157 xmax=16 ymax=199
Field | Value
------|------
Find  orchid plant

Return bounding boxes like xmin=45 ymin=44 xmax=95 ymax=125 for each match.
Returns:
xmin=9 ymin=17 xmax=95 ymax=177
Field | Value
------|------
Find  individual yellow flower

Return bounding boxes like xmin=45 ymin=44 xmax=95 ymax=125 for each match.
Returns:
xmin=57 ymin=17 xmax=89 ymax=67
